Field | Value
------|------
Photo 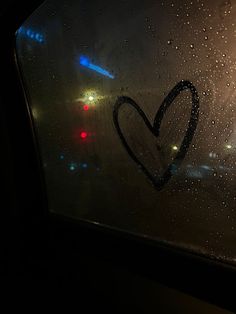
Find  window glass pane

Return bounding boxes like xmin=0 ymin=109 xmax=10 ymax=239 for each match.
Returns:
xmin=16 ymin=0 xmax=236 ymax=262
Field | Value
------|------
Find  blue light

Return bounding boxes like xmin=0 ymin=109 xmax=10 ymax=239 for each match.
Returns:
xmin=79 ymin=56 xmax=114 ymax=79
xmin=27 ymin=29 xmax=35 ymax=39
xmin=89 ymin=63 xmax=114 ymax=79
xmin=80 ymin=56 xmax=90 ymax=67
xmin=82 ymin=163 xmax=88 ymax=169
xmin=17 ymin=27 xmax=24 ymax=35
xmin=17 ymin=26 xmax=44 ymax=44
xmin=59 ymin=154 xmax=65 ymax=160
xmin=35 ymin=33 xmax=44 ymax=42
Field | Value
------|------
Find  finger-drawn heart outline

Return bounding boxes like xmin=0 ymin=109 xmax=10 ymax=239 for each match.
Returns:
xmin=113 ymin=80 xmax=200 ymax=191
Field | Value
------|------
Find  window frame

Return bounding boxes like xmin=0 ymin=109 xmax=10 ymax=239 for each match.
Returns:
xmin=2 ymin=0 xmax=236 ymax=311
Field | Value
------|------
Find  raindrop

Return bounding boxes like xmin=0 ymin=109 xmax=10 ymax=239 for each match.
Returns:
xmin=167 ymin=39 xmax=173 ymax=45
xmin=211 ymin=120 xmax=215 ymax=125
xmin=190 ymin=44 xmax=194 ymax=49
xmin=204 ymin=35 xmax=208 ymax=40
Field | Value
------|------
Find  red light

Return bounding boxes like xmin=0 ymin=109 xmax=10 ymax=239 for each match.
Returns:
xmin=80 ymin=131 xmax=88 ymax=139
xmin=83 ymin=104 xmax=89 ymax=111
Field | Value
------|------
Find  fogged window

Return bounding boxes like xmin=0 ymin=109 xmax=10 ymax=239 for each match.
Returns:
xmin=16 ymin=0 xmax=236 ymax=262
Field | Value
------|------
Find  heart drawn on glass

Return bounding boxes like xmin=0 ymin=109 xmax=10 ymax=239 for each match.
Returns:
xmin=113 ymin=80 xmax=200 ymax=191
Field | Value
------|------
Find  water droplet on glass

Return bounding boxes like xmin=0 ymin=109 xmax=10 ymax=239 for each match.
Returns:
xmin=190 ymin=44 xmax=194 ymax=49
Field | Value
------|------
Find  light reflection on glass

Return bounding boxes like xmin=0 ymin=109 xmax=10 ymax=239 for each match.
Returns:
xmin=17 ymin=26 xmax=44 ymax=43
xmin=79 ymin=56 xmax=115 ymax=79
xmin=68 ymin=162 xmax=78 ymax=171
xmin=172 ymin=145 xmax=178 ymax=151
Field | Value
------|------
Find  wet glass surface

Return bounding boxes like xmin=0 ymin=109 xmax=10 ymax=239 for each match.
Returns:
xmin=16 ymin=0 xmax=236 ymax=262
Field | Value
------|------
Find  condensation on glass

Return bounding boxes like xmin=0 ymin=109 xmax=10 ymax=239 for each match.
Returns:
xmin=16 ymin=0 xmax=236 ymax=263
